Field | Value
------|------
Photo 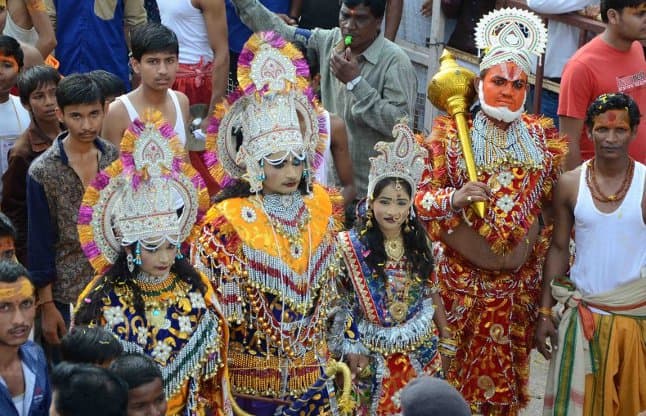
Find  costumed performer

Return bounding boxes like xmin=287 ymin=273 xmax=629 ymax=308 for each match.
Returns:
xmin=190 ymin=31 xmax=345 ymax=416
xmin=74 ymin=112 xmax=232 ymax=416
xmin=332 ymin=121 xmax=452 ymax=415
xmin=414 ymin=8 xmax=567 ymax=415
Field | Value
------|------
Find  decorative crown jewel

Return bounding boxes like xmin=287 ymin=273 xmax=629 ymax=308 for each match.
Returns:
xmin=367 ymin=122 xmax=427 ymax=199
xmin=78 ymin=112 xmax=209 ymax=274
xmin=203 ymin=31 xmax=329 ymax=191
xmin=475 ymin=8 xmax=547 ymax=74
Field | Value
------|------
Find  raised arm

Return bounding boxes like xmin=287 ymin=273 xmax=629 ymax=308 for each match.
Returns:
xmin=25 ymin=0 xmax=57 ymax=57
xmin=230 ymin=0 xmax=301 ymax=42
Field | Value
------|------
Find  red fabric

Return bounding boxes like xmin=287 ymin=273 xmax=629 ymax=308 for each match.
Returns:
xmin=558 ymin=36 xmax=646 ymax=163
xmin=173 ymin=61 xmax=213 ymax=105
xmin=189 ymin=150 xmax=220 ymax=197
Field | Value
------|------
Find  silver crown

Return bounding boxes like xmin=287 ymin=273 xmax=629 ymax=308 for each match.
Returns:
xmin=367 ymin=123 xmax=427 ymax=198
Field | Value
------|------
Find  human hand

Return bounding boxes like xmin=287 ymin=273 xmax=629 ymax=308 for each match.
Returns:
xmin=40 ymin=302 xmax=66 ymax=345
xmin=276 ymin=13 xmax=298 ymax=25
xmin=452 ymin=181 xmax=491 ymax=210
xmin=440 ymin=353 xmax=452 ymax=375
xmin=420 ymin=0 xmax=433 ymax=17
xmin=345 ymin=353 xmax=371 ymax=379
xmin=534 ymin=315 xmax=558 ymax=360
xmin=330 ymin=48 xmax=361 ymax=84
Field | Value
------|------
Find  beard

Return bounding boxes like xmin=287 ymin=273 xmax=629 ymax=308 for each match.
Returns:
xmin=478 ymin=83 xmax=525 ymax=123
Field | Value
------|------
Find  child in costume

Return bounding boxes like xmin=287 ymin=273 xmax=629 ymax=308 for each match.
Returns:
xmin=332 ymin=123 xmax=452 ymax=415
xmin=74 ymin=113 xmax=232 ymax=416
xmin=191 ymin=31 xmax=350 ymax=416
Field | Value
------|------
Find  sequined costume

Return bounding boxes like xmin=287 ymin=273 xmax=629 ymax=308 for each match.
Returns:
xmin=415 ymin=113 xmax=566 ymax=414
xmin=191 ymin=31 xmax=350 ymax=416
xmin=75 ymin=113 xmax=232 ymax=416
xmin=333 ymin=228 xmax=443 ymax=415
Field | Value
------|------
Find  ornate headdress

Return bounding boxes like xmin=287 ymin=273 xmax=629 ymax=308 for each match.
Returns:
xmin=203 ymin=31 xmax=328 ymax=192
xmin=78 ymin=112 xmax=209 ymax=274
xmin=367 ymin=122 xmax=427 ymax=199
xmin=475 ymin=8 xmax=547 ymax=75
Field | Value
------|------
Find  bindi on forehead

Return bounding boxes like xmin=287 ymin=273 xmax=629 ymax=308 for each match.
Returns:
xmin=594 ymin=109 xmax=631 ymax=129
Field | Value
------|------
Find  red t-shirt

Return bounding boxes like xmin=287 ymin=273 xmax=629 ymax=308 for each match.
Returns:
xmin=558 ymin=36 xmax=646 ymax=163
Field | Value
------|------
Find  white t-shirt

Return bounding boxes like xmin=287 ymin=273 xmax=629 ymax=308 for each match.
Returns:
xmin=0 ymin=95 xmax=30 ymax=196
xmin=0 ymin=361 xmax=36 ymax=416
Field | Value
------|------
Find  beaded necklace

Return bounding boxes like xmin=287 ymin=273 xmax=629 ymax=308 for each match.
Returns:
xmin=472 ymin=111 xmax=544 ymax=171
xmin=262 ymin=192 xmax=311 ymax=258
xmin=132 ymin=273 xmax=190 ymax=329
xmin=586 ymin=158 xmax=635 ymax=203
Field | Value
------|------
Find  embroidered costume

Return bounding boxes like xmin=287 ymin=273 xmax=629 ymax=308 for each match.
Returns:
xmin=191 ymin=32 xmax=351 ymax=416
xmin=332 ymin=123 xmax=445 ymax=415
xmin=75 ymin=113 xmax=231 ymax=416
xmin=416 ymin=8 xmax=567 ymax=415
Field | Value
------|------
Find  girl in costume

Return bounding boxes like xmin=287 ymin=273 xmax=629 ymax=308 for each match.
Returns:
xmin=332 ymin=123 xmax=453 ymax=415
xmin=191 ymin=32 xmax=348 ymax=416
xmin=74 ymin=113 xmax=232 ymax=416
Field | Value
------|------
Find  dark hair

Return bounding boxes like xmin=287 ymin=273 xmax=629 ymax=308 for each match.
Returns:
xmin=60 ymin=326 xmax=124 ymax=365
xmin=0 ymin=212 xmax=17 ymax=240
xmin=110 ymin=353 xmax=163 ymax=390
xmin=51 ymin=362 xmax=128 ymax=416
xmin=600 ymin=0 xmax=646 ymax=23
xmin=56 ymin=74 xmax=104 ymax=111
xmin=0 ymin=260 xmax=30 ymax=284
xmin=401 ymin=376 xmax=471 ymax=416
xmin=584 ymin=92 xmax=641 ymax=130
xmin=342 ymin=0 xmax=387 ymax=18
xmin=354 ymin=177 xmax=433 ymax=281
xmin=130 ymin=23 xmax=179 ymax=61
xmin=87 ymin=70 xmax=126 ymax=100
xmin=17 ymin=65 xmax=61 ymax=105
xmin=0 ymin=35 xmax=24 ymax=69
xmin=74 ymin=245 xmax=206 ymax=326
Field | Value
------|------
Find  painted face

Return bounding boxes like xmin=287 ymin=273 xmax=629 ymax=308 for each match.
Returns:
xmin=338 ymin=4 xmax=382 ymax=53
xmin=57 ymin=102 xmax=105 ymax=144
xmin=0 ymin=54 xmax=20 ymax=96
xmin=480 ymin=62 xmax=528 ymax=112
xmin=28 ymin=81 xmax=58 ymax=123
xmin=126 ymin=378 xmax=167 ymax=416
xmin=132 ymin=52 xmax=179 ymax=92
xmin=589 ymin=109 xmax=635 ymax=158
xmin=371 ymin=181 xmax=412 ymax=238
xmin=616 ymin=4 xmax=646 ymax=41
xmin=136 ymin=241 xmax=177 ymax=278
xmin=0 ymin=276 xmax=36 ymax=348
xmin=262 ymin=151 xmax=305 ymax=195
xmin=0 ymin=236 xmax=16 ymax=261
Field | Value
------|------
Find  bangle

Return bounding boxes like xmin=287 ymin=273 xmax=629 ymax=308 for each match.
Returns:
xmin=38 ymin=300 xmax=55 ymax=307
xmin=538 ymin=306 xmax=552 ymax=317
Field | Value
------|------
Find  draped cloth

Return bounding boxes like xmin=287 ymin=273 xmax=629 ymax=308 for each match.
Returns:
xmin=543 ymin=276 xmax=646 ymax=416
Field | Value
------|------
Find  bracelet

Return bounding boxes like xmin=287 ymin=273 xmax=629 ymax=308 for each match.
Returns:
xmin=538 ymin=307 xmax=553 ymax=317
xmin=38 ymin=300 xmax=55 ymax=307
xmin=439 ymin=337 xmax=458 ymax=347
xmin=438 ymin=345 xmax=457 ymax=357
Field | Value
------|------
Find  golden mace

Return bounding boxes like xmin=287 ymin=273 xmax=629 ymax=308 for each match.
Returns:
xmin=427 ymin=50 xmax=485 ymax=218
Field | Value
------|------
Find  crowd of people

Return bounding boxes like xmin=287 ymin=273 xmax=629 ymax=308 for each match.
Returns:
xmin=0 ymin=0 xmax=644 ymax=415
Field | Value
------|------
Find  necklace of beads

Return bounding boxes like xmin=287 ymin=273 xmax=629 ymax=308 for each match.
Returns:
xmin=586 ymin=158 xmax=635 ymax=203
xmin=262 ymin=192 xmax=311 ymax=258
xmin=471 ymin=112 xmax=545 ymax=172
xmin=132 ymin=274 xmax=190 ymax=329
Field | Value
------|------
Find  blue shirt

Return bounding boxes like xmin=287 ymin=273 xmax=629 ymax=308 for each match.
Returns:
xmin=226 ymin=0 xmax=289 ymax=53
xmin=51 ymin=0 xmax=147 ymax=89
xmin=0 ymin=342 xmax=50 ymax=416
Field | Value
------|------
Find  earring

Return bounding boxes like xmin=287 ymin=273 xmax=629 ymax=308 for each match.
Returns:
xmin=134 ymin=242 xmax=142 ymax=265
xmin=365 ymin=209 xmax=373 ymax=229
xmin=126 ymin=253 xmax=135 ymax=273
xmin=176 ymin=246 xmax=184 ymax=260
xmin=404 ymin=218 xmax=411 ymax=233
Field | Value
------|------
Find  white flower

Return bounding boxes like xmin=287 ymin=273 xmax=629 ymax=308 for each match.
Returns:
xmin=241 ymin=206 xmax=257 ymax=223
xmin=496 ymin=195 xmax=515 ymax=213
xmin=497 ymin=171 xmax=514 ymax=188
xmin=178 ymin=316 xmax=193 ymax=334
xmin=188 ymin=292 xmax=206 ymax=310
xmin=103 ymin=306 xmax=125 ymax=327
xmin=160 ymin=318 xmax=171 ymax=330
xmin=136 ymin=326 xmax=148 ymax=346
xmin=420 ymin=192 xmax=434 ymax=211
xmin=151 ymin=342 xmax=173 ymax=364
